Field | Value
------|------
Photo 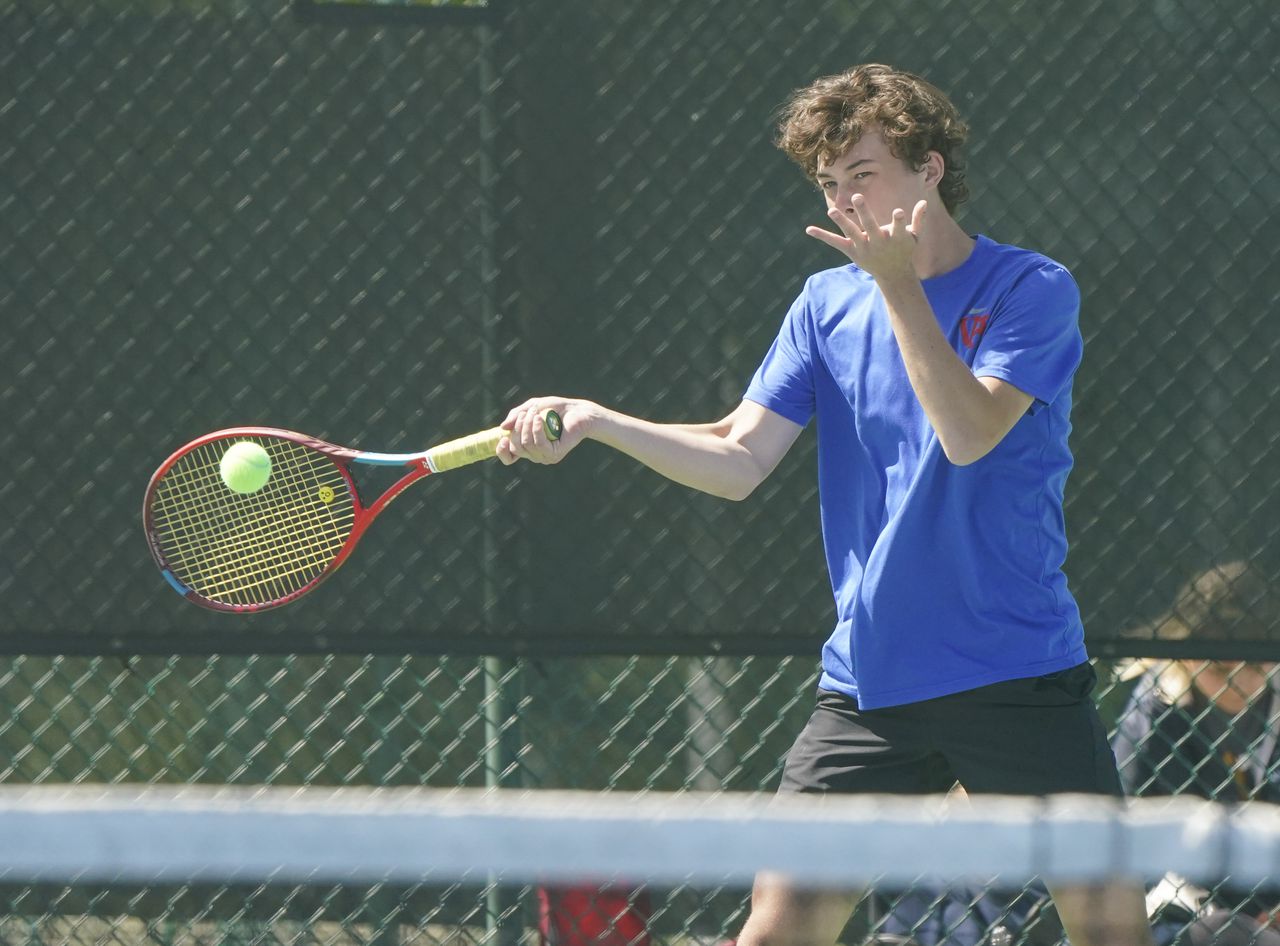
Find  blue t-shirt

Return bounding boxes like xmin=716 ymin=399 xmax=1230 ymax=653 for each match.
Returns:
xmin=744 ymin=235 xmax=1088 ymax=709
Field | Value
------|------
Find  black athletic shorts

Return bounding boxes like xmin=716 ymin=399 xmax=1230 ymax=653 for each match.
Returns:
xmin=779 ymin=662 xmax=1124 ymax=797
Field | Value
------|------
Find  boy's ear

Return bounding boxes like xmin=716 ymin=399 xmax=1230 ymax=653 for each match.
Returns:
xmin=922 ymin=150 xmax=945 ymax=188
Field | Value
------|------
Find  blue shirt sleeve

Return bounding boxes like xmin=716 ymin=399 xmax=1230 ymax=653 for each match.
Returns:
xmin=743 ymin=283 xmax=816 ymax=427
xmin=971 ymin=261 xmax=1083 ymax=412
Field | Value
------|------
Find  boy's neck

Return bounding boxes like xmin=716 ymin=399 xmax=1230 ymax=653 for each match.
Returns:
xmin=914 ymin=209 xmax=976 ymax=280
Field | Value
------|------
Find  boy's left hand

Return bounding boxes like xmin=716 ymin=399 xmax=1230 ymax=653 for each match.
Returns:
xmin=806 ymin=196 xmax=927 ymax=283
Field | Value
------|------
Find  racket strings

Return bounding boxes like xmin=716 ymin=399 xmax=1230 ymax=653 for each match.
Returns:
xmin=152 ymin=444 xmax=348 ymax=604
xmin=159 ymin=441 xmax=351 ymax=599
xmin=154 ymin=446 xmax=348 ymax=567
xmin=149 ymin=438 xmax=355 ymax=606
xmin=158 ymin=489 xmax=345 ymax=599
xmin=151 ymin=445 xmax=339 ymax=603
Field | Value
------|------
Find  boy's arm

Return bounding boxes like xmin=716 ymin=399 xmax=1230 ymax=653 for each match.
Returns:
xmin=812 ymin=198 xmax=1034 ymax=466
xmin=498 ymin=397 xmax=803 ymax=501
xmin=875 ymin=272 xmax=1035 ymax=465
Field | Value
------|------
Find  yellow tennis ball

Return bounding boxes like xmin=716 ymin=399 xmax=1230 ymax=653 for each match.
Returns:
xmin=220 ymin=441 xmax=272 ymax=494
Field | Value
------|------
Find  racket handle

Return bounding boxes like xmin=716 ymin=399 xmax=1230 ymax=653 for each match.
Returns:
xmin=426 ymin=410 xmax=563 ymax=473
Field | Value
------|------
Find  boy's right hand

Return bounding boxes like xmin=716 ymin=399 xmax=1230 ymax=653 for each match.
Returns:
xmin=497 ymin=397 xmax=599 ymax=466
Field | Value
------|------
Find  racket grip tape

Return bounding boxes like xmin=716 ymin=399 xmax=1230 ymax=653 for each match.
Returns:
xmin=426 ymin=410 xmax=562 ymax=473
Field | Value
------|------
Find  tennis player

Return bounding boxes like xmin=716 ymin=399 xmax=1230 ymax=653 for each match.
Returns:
xmin=499 ymin=63 xmax=1154 ymax=946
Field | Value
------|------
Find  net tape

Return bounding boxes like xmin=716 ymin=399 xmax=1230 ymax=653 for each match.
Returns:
xmin=2 ymin=786 xmax=1278 ymax=888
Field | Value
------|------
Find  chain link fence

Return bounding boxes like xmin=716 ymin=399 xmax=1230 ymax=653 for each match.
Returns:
xmin=3 ymin=1 xmax=1278 ymax=655
xmin=0 ymin=656 xmax=1277 ymax=945
xmin=3 ymin=0 xmax=1279 ymax=943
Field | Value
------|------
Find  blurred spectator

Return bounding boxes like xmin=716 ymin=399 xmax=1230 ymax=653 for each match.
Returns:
xmin=870 ymin=882 xmax=1059 ymax=945
xmin=1114 ymin=560 xmax=1280 ymax=946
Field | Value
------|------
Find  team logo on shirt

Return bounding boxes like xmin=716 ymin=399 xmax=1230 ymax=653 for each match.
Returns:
xmin=960 ymin=308 xmax=991 ymax=348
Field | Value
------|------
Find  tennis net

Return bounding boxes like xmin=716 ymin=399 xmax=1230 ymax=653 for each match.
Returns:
xmin=2 ymin=786 xmax=1278 ymax=945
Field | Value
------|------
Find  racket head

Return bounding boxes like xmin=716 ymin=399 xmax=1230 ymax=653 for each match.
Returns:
xmin=143 ymin=428 xmax=364 ymax=613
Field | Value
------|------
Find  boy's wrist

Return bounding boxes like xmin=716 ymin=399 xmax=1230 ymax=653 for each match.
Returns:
xmin=579 ymin=401 xmax=612 ymax=443
xmin=874 ymin=270 xmax=925 ymax=298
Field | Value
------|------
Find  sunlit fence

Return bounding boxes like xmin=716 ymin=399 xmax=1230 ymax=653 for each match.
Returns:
xmin=3 ymin=0 xmax=1278 ymax=943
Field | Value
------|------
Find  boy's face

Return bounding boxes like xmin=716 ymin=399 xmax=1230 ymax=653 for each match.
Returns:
xmin=814 ymin=127 xmax=935 ymax=224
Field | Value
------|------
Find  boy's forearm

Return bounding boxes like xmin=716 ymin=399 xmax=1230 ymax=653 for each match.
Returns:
xmin=876 ymin=275 xmax=1012 ymax=465
xmin=586 ymin=408 xmax=766 ymax=501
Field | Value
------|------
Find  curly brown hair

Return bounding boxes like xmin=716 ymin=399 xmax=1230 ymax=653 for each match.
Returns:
xmin=775 ymin=64 xmax=970 ymax=213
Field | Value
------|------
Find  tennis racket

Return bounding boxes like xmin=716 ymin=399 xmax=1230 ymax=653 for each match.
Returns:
xmin=143 ymin=412 xmax=561 ymax=613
